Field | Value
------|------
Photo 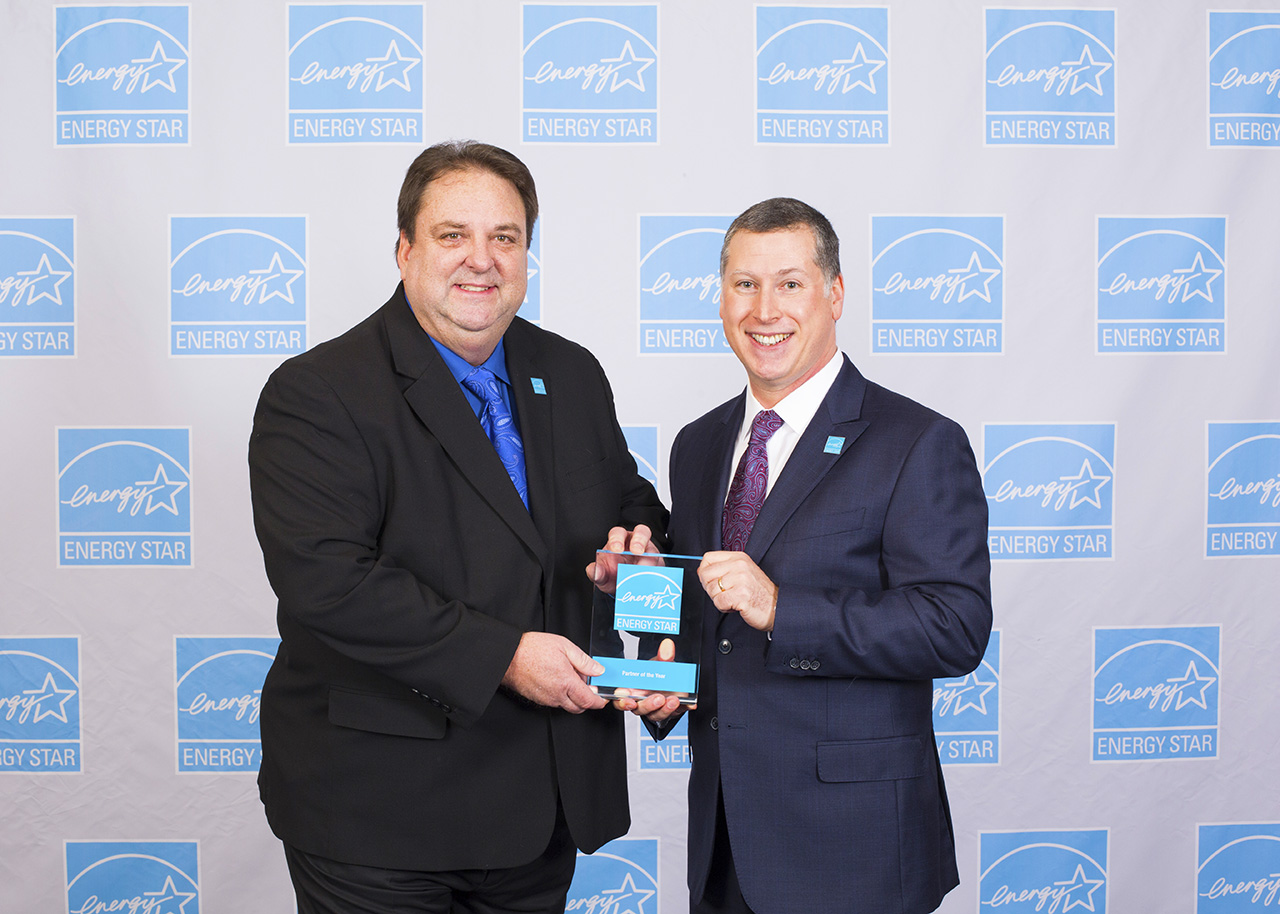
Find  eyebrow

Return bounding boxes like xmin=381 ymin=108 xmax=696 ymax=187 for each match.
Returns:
xmin=430 ymin=220 xmax=524 ymax=239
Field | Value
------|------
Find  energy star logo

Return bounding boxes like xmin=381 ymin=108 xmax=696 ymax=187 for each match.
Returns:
xmin=1210 ymin=13 xmax=1280 ymax=148
xmin=66 ymin=841 xmax=199 ymax=914
xmin=979 ymin=829 xmax=1108 ymax=913
xmin=871 ymin=216 xmax=1003 ymax=353
xmin=984 ymin=424 xmax=1115 ymax=561
xmin=1097 ymin=217 xmax=1226 ymax=354
xmin=55 ymin=5 xmax=190 ymax=146
xmin=0 ymin=637 xmax=81 ymax=773
xmin=985 ymin=9 xmax=1115 ymax=147
xmin=1207 ymin=422 xmax=1280 ymax=558
xmin=935 ymin=630 xmax=1000 ymax=766
xmin=175 ymin=637 xmax=277 ymax=774
xmin=638 ymin=711 xmax=690 ymax=771
xmin=522 ymin=4 xmax=658 ymax=144
xmin=622 ymin=425 xmax=660 ymax=488
xmin=1093 ymin=626 xmax=1220 ymax=762
xmin=519 ymin=223 xmax=543 ymax=325
xmin=57 ymin=428 xmax=193 ymax=567
xmin=614 ymin=565 xmax=682 ymax=635
xmin=0 ymin=217 xmax=76 ymax=357
xmin=638 ymin=214 xmax=732 ymax=355
xmin=287 ymin=4 xmax=424 ymax=145
xmin=170 ymin=216 xmax=308 ymax=357
xmin=568 ymin=837 xmax=659 ymax=914
xmin=1198 ymin=823 xmax=1280 ymax=911
xmin=755 ymin=6 xmax=889 ymax=145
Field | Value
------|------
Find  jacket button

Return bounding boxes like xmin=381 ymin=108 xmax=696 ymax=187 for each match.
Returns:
xmin=718 ymin=639 xmax=732 ymax=654
xmin=811 ymin=659 xmax=821 ymax=671
xmin=710 ymin=716 xmax=719 ymax=730
xmin=800 ymin=659 xmax=812 ymax=670
xmin=789 ymin=657 xmax=800 ymax=669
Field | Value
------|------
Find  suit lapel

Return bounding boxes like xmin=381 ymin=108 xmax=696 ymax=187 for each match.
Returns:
xmin=700 ymin=396 xmax=745 ymax=553
xmin=746 ymin=358 xmax=870 ymax=563
xmin=503 ymin=320 xmax=556 ymax=557
xmin=385 ymin=295 xmax=548 ymax=566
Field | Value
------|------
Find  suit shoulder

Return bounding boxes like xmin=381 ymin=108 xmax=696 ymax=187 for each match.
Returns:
xmin=510 ymin=318 xmax=602 ymax=370
xmin=268 ymin=307 xmax=387 ymax=386
xmin=862 ymin=380 xmax=962 ymax=434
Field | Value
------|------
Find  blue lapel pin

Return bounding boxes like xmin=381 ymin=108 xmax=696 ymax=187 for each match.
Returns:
xmin=530 ymin=378 xmax=546 ymax=395
xmin=824 ymin=436 xmax=845 ymax=455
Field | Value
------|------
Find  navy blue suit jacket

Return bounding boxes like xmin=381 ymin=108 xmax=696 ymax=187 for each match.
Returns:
xmin=668 ymin=357 xmax=992 ymax=914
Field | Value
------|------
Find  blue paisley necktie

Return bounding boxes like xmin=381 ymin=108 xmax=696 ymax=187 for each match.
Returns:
xmin=461 ymin=367 xmax=528 ymax=509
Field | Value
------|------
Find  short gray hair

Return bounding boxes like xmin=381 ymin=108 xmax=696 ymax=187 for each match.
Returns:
xmin=719 ymin=197 xmax=841 ymax=288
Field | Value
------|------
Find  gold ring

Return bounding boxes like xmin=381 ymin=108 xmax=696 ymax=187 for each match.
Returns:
xmin=717 ymin=577 xmax=726 ymax=593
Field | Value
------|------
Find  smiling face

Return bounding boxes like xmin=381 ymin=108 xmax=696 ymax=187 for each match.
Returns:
xmin=719 ymin=226 xmax=844 ymax=407
xmin=396 ymin=167 xmax=528 ymax=365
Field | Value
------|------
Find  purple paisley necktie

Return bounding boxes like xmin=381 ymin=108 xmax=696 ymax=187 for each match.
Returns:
xmin=721 ymin=409 xmax=783 ymax=551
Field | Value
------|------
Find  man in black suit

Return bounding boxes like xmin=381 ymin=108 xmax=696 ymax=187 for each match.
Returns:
xmin=248 ymin=140 xmax=666 ymax=913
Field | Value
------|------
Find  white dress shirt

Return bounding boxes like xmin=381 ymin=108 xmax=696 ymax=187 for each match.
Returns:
xmin=725 ymin=349 xmax=844 ymax=502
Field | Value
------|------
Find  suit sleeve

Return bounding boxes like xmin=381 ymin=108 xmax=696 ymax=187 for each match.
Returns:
xmin=248 ymin=360 xmax=522 ymax=727
xmin=765 ymin=416 xmax=992 ymax=681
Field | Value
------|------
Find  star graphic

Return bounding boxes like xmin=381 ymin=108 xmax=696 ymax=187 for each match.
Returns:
xmin=831 ymin=41 xmax=886 ymax=94
xmin=131 ymin=41 xmax=186 ymax=93
xmin=15 ymin=253 xmax=72 ymax=306
xmin=142 ymin=875 xmax=196 ymax=914
xmin=649 ymin=583 xmax=681 ymax=612
xmin=1053 ymin=863 xmax=1105 ymax=912
xmin=249 ymin=252 xmax=304 ymax=305
xmin=1166 ymin=660 xmax=1216 ymax=711
xmin=947 ymin=252 xmax=1001 ymax=304
xmin=1061 ymin=45 xmax=1111 ymax=96
xmin=21 ymin=672 xmax=77 ymax=724
xmin=135 ymin=464 xmax=189 ymax=517
xmin=600 ymin=40 xmax=654 ymax=93
xmin=527 ymin=264 xmax=539 ymax=284
xmin=944 ymin=670 xmax=997 ymax=716
xmin=366 ymin=39 xmax=420 ymax=92
xmin=1059 ymin=458 xmax=1111 ymax=510
xmin=1173 ymin=251 xmax=1222 ymax=304
xmin=599 ymin=872 xmax=656 ymax=914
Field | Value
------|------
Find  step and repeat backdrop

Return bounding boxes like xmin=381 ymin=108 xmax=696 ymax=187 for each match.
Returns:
xmin=2 ymin=1 xmax=1278 ymax=911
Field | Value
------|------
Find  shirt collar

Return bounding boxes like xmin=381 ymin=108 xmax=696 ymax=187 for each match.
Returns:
xmin=743 ymin=349 xmax=843 ymax=436
xmin=429 ymin=335 xmax=512 ymax=388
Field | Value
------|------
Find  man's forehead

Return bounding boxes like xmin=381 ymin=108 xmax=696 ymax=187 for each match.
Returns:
xmin=727 ymin=227 xmax=819 ymax=269
xmin=419 ymin=168 xmax=525 ymax=219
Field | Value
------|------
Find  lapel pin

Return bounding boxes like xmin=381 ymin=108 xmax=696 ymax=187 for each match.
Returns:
xmin=530 ymin=378 xmax=547 ymax=395
xmin=824 ymin=436 xmax=845 ymax=454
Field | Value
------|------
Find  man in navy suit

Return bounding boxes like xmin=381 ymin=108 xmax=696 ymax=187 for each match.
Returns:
xmin=626 ymin=197 xmax=992 ymax=913
xmin=249 ymin=141 xmax=666 ymax=913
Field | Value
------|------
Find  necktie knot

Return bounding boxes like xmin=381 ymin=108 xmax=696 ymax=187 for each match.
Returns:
xmin=462 ymin=367 xmax=528 ymax=509
xmin=721 ymin=409 xmax=782 ymax=552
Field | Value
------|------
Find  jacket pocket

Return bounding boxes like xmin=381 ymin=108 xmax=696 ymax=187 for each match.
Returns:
xmin=784 ymin=506 xmax=866 ymax=542
xmin=328 ymin=686 xmax=446 ymax=739
xmin=564 ymin=455 xmax=613 ymax=492
xmin=816 ymin=735 xmax=925 ymax=782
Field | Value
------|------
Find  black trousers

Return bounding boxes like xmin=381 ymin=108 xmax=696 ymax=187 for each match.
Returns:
xmin=284 ymin=809 xmax=576 ymax=914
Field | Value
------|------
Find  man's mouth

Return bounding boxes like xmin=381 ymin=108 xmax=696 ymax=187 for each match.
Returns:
xmin=749 ymin=332 xmax=792 ymax=347
xmin=456 ymin=283 xmax=495 ymax=293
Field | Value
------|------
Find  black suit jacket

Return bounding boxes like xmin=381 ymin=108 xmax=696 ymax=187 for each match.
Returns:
xmin=668 ymin=358 xmax=991 ymax=914
xmin=248 ymin=285 xmax=667 ymax=870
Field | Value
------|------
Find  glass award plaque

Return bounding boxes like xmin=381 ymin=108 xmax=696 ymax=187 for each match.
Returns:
xmin=589 ymin=550 xmax=702 ymax=704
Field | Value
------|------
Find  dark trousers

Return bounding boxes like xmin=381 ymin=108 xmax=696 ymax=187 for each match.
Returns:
xmin=692 ymin=788 xmax=757 ymax=914
xmin=284 ymin=810 xmax=576 ymax=914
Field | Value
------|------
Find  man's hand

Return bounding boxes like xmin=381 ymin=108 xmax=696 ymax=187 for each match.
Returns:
xmin=501 ymin=632 xmax=608 ymax=713
xmin=611 ymin=638 xmax=694 ymax=724
xmin=586 ymin=524 xmax=661 ymax=593
xmin=698 ymin=551 xmax=779 ymax=632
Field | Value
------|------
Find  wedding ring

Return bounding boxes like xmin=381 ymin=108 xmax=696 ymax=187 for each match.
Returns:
xmin=717 ymin=577 xmax=726 ymax=593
